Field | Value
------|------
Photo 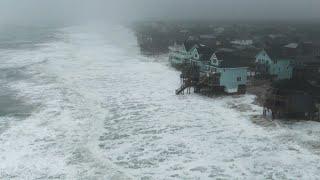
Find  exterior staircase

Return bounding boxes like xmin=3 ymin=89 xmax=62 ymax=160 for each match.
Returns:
xmin=175 ymin=84 xmax=191 ymax=95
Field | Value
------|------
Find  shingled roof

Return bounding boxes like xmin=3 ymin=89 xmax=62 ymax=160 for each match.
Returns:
xmin=215 ymin=51 xmax=249 ymax=68
xmin=264 ymin=48 xmax=285 ymax=59
xmin=272 ymin=79 xmax=320 ymax=96
xmin=284 ymin=43 xmax=299 ymax=49
xmin=197 ymin=44 xmax=215 ymax=62
xmin=295 ymin=56 xmax=320 ymax=64
xmin=264 ymin=42 xmax=304 ymax=60
xmin=183 ymin=40 xmax=198 ymax=51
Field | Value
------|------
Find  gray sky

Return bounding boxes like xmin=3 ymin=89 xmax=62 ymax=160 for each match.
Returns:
xmin=0 ymin=0 xmax=319 ymax=25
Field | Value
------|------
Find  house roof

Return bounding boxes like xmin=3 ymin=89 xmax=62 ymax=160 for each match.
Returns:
xmin=199 ymin=34 xmax=216 ymax=39
xmin=237 ymin=47 xmax=260 ymax=56
xmin=264 ymin=47 xmax=293 ymax=60
xmin=197 ymin=44 xmax=215 ymax=61
xmin=284 ymin=43 xmax=299 ymax=49
xmin=294 ymin=56 xmax=320 ymax=65
xmin=215 ymin=51 xmax=248 ymax=68
xmin=272 ymin=79 xmax=320 ymax=96
xmin=264 ymin=48 xmax=280 ymax=59
xmin=217 ymin=48 xmax=235 ymax=52
xmin=183 ymin=40 xmax=198 ymax=51
xmin=197 ymin=44 xmax=214 ymax=54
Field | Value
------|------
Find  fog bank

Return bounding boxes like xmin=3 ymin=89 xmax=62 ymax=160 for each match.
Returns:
xmin=0 ymin=0 xmax=319 ymax=25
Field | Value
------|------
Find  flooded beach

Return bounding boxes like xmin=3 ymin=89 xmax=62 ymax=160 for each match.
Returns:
xmin=0 ymin=24 xmax=320 ymax=179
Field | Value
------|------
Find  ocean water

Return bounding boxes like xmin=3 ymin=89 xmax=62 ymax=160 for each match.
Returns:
xmin=1 ymin=24 xmax=320 ymax=179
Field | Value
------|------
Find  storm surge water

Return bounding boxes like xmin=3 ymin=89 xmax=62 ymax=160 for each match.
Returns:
xmin=1 ymin=24 xmax=320 ymax=179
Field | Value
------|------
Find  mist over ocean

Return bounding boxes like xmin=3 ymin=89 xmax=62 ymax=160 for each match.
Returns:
xmin=0 ymin=23 xmax=320 ymax=179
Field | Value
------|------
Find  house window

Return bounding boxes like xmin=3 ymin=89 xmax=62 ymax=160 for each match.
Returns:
xmin=237 ymin=77 xmax=242 ymax=81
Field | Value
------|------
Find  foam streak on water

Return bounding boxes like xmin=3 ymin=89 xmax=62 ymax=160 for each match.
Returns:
xmin=0 ymin=25 xmax=320 ymax=179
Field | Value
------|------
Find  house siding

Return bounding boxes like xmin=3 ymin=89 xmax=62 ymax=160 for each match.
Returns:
xmin=270 ymin=59 xmax=293 ymax=80
xmin=255 ymin=50 xmax=272 ymax=74
xmin=256 ymin=50 xmax=272 ymax=65
xmin=217 ymin=67 xmax=247 ymax=93
xmin=255 ymin=50 xmax=293 ymax=80
xmin=168 ymin=45 xmax=190 ymax=65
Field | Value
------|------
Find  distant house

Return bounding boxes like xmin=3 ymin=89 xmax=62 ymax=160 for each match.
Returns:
xmin=199 ymin=34 xmax=218 ymax=48
xmin=284 ymin=43 xmax=299 ymax=49
xmin=255 ymin=49 xmax=294 ymax=80
xmin=292 ymin=56 xmax=320 ymax=85
xmin=231 ymin=40 xmax=253 ymax=46
xmin=199 ymin=34 xmax=216 ymax=39
xmin=282 ymin=43 xmax=300 ymax=57
xmin=214 ymin=27 xmax=225 ymax=34
xmin=312 ymin=43 xmax=320 ymax=57
xmin=179 ymin=29 xmax=189 ymax=34
xmin=268 ymin=34 xmax=285 ymax=39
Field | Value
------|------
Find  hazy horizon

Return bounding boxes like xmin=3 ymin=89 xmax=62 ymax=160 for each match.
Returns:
xmin=0 ymin=0 xmax=319 ymax=25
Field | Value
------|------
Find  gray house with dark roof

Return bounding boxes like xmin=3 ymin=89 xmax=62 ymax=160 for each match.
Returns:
xmin=190 ymin=46 xmax=248 ymax=94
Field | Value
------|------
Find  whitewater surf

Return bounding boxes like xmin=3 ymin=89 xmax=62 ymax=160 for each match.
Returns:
xmin=1 ymin=24 xmax=320 ymax=179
